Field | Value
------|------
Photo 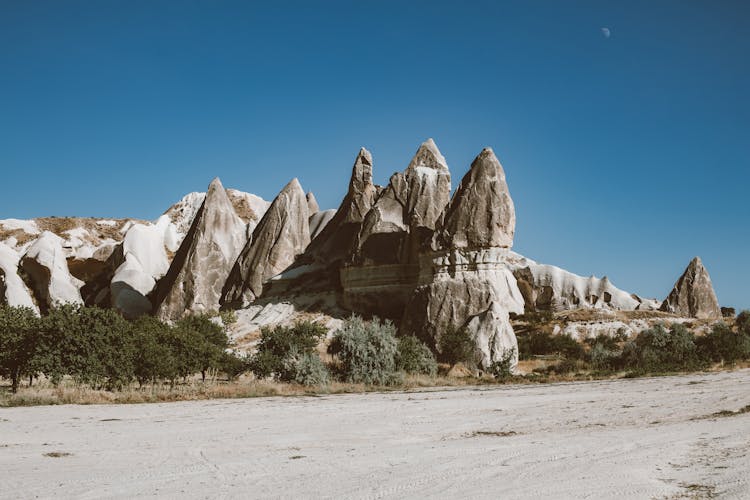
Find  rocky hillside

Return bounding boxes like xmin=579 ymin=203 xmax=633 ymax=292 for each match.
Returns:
xmin=0 ymin=139 xmax=726 ymax=372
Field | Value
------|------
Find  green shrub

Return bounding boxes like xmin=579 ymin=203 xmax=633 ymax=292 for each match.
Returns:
xmin=38 ymin=304 xmax=136 ymax=390
xmin=328 ymin=316 xmax=398 ymax=385
xmin=218 ymin=351 xmax=250 ymax=380
xmin=395 ymin=336 xmax=437 ymax=376
xmin=517 ymin=330 xmax=585 ymax=360
xmin=438 ymin=325 xmax=476 ymax=367
xmin=696 ymin=322 xmax=750 ymax=365
xmin=622 ymin=323 xmax=701 ymax=372
xmin=487 ymin=348 xmax=516 ymax=380
xmin=250 ymin=321 xmax=327 ymax=381
xmin=282 ymin=348 xmax=329 ymax=386
xmin=588 ymin=342 xmax=621 ymax=371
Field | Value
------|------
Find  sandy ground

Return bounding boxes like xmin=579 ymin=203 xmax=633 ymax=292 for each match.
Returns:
xmin=1 ymin=370 xmax=749 ymax=499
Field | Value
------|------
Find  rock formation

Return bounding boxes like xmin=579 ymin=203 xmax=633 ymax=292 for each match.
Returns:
xmin=507 ymin=252 xmax=660 ymax=312
xmin=221 ymin=178 xmax=310 ymax=307
xmin=19 ymin=231 xmax=83 ymax=313
xmin=0 ymin=242 xmax=39 ymax=313
xmin=400 ymin=148 xmax=523 ymax=367
xmin=355 ymin=139 xmax=450 ymax=266
xmin=435 ymin=148 xmax=514 ymax=250
xmin=305 ymin=148 xmax=378 ymax=267
xmin=154 ymin=178 xmax=248 ymax=320
xmin=306 ymin=192 xmax=319 ymax=215
xmin=660 ymin=257 xmax=722 ymax=319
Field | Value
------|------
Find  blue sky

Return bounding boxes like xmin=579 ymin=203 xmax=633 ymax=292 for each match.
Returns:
xmin=1 ymin=1 xmax=748 ymax=309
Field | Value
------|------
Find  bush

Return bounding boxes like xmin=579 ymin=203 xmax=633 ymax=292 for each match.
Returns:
xmin=282 ymin=348 xmax=329 ymax=386
xmin=395 ymin=336 xmax=437 ymax=376
xmin=438 ymin=325 xmax=476 ymax=367
xmin=622 ymin=323 xmax=701 ymax=372
xmin=517 ymin=330 xmax=585 ymax=360
xmin=696 ymin=322 xmax=750 ymax=365
xmin=487 ymin=348 xmax=516 ymax=380
xmin=328 ymin=316 xmax=399 ymax=385
xmin=588 ymin=342 xmax=621 ymax=371
xmin=250 ymin=321 xmax=327 ymax=382
xmin=218 ymin=351 xmax=250 ymax=380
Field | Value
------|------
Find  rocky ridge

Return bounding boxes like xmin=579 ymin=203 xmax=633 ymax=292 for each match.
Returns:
xmin=0 ymin=140 xmax=727 ymax=372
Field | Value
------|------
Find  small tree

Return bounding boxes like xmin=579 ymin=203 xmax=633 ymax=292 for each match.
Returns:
xmin=438 ymin=325 xmax=476 ymax=368
xmin=487 ymin=347 xmax=516 ymax=380
xmin=0 ymin=305 xmax=40 ymax=393
xmin=175 ymin=315 xmax=229 ymax=382
xmin=250 ymin=321 xmax=327 ymax=382
xmin=131 ymin=316 xmax=176 ymax=386
xmin=395 ymin=336 xmax=437 ymax=376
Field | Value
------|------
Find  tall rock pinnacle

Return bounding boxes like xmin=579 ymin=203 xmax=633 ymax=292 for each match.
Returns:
xmin=437 ymin=147 xmax=515 ymax=250
xmin=356 ymin=139 xmax=451 ymax=264
xmin=304 ymin=147 xmax=377 ymax=265
xmin=660 ymin=256 xmax=722 ymax=319
xmin=153 ymin=177 xmax=247 ymax=320
xmin=221 ymin=178 xmax=311 ymax=306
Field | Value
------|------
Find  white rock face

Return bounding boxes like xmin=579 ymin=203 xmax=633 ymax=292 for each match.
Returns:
xmin=20 ymin=231 xmax=83 ymax=311
xmin=155 ymin=178 xmax=249 ymax=320
xmin=0 ymin=243 xmax=39 ymax=313
xmin=464 ymin=302 xmax=519 ymax=372
xmin=506 ymin=252 xmax=658 ymax=312
xmin=110 ymin=222 xmax=172 ymax=318
xmin=222 ymin=178 xmax=311 ymax=307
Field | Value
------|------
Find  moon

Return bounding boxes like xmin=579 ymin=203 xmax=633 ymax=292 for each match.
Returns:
xmin=601 ymin=27 xmax=611 ymax=38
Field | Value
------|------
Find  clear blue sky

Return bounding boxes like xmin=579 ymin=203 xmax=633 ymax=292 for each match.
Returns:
xmin=1 ymin=1 xmax=748 ymax=310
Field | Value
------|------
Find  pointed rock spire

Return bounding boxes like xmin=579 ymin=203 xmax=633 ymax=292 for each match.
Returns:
xmin=405 ymin=138 xmax=451 ymax=231
xmin=437 ymin=147 xmax=515 ymax=250
xmin=660 ymin=256 xmax=722 ymax=319
xmin=221 ymin=178 xmax=311 ymax=306
xmin=406 ymin=138 xmax=448 ymax=172
xmin=303 ymin=147 xmax=377 ymax=265
xmin=356 ymin=140 xmax=451 ymax=264
xmin=154 ymin=177 xmax=247 ymax=320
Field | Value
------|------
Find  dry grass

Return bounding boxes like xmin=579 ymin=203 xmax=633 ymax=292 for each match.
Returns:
xmin=2 ymin=363 xmax=748 ymax=408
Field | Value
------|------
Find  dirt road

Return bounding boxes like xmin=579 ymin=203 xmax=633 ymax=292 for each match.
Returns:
xmin=2 ymin=370 xmax=749 ymax=499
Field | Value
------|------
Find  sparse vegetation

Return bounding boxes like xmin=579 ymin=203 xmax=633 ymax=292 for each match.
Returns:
xmin=3 ymin=307 xmax=750 ymax=406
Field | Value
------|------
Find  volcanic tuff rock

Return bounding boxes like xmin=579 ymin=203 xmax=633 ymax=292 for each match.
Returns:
xmin=20 ymin=231 xmax=83 ymax=313
xmin=221 ymin=178 xmax=311 ymax=307
xmin=0 ymin=242 xmax=39 ymax=313
xmin=506 ymin=252 xmax=660 ymax=312
xmin=660 ymin=257 xmax=722 ymax=319
xmin=399 ymin=148 xmax=524 ymax=367
xmin=356 ymin=139 xmax=450 ymax=265
xmin=435 ymin=148 xmax=514 ymax=250
xmin=154 ymin=178 xmax=248 ymax=320
xmin=306 ymin=192 xmax=319 ymax=215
